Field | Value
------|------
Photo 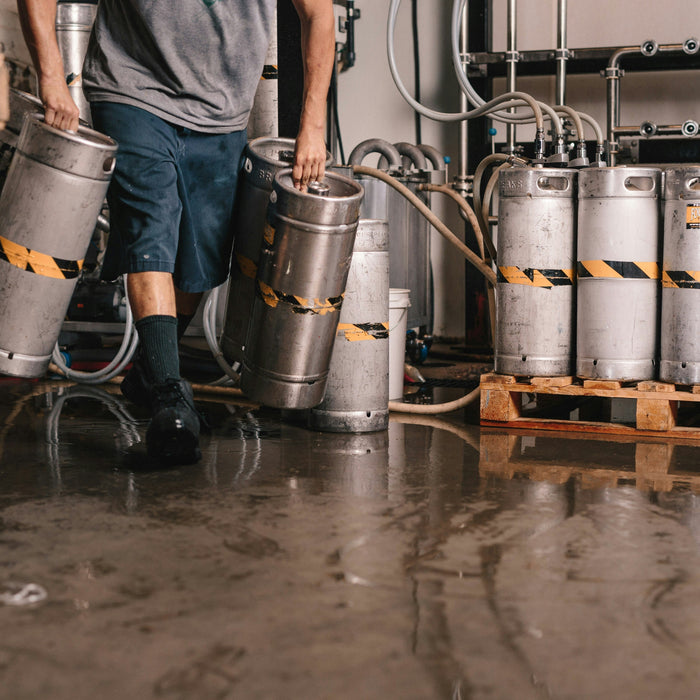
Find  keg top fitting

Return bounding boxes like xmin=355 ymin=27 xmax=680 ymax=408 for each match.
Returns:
xmin=17 ymin=114 xmax=118 ymax=181
xmin=578 ymin=166 xmax=661 ymax=199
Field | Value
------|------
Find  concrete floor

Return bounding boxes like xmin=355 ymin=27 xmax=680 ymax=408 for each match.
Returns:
xmin=1 ymin=373 xmax=700 ymax=700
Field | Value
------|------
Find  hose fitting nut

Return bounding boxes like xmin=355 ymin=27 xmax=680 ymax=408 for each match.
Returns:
xmin=640 ymin=40 xmax=658 ymax=57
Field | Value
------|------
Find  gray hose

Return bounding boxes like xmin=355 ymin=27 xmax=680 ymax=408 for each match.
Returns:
xmin=348 ymin=138 xmax=403 ymax=170
xmin=417 ymin=144 xmax=446 ymax=170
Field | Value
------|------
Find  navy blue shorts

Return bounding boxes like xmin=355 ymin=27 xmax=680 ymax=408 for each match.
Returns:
xmin=91 ymin=102 xmax=247 ymax=293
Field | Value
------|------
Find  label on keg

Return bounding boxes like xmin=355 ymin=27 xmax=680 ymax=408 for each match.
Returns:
xmin=687 ymin=205 xmax=700 ymax=229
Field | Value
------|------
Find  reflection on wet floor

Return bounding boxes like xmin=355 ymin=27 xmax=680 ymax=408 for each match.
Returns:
xmin=2 ymin=379 xmax=700 ymax=699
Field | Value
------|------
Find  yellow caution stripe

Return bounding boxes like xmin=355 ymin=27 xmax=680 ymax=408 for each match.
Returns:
xmin=234 ymin=253 xmax=258 ymax=280
xmin=338 ymin=322 xmax=389 ymax=341
xmin=497 ymin=266 xmax=574 ymax=287
xmin=263 ymin=223 xmax=275 ymax=247
xmin=662 ymin=270 xmax=700 ymax=289
xmin=257 ymin=280 xmax=343 ymax=315
xmin=577 ymin=260 xmax=659 ymax=280
xmin=261 ymin=64 xmax=278 ymax=80
xmin=0 ymin=234 xmax=83 ymax=280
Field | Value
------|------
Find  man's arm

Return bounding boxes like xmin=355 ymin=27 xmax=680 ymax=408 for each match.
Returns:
xmin=16 ymin=0 xmax=80 ymax=130
xmin=291 ymin=0 xmax=335 ymax=190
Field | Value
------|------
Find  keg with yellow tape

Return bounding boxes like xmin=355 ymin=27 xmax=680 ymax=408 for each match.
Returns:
xmin=0 ymin=114 xmax=117 ymax=377
xmin=241 ymin=170 xmax=364 ymax=409
xmin=221 ymin=137 xmax=333 ymax=365
xmin=309 ymin=219 xmax=389 ymax=432
xmin=576 ymin=167 xmax=662 ymax=381
xmin=660 ymin=166 xmax=700 ymax=384
xmin=495 ymin=166 xmax=577 ymax=377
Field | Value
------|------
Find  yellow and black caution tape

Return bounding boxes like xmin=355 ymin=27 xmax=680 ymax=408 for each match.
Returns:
xmin=497 ymin=266 xmax=574 ymax=288
xmin=257 ymin=280 xmax=343 ymax=315
xmin=662 ymin=270 xmax=700 ymax=289
xmin=577 ymin=260 xmax=659 ymax=280
xmin=234 ymin=253 xmax=257 ymax=280
xmin=261 ymin=64 xmax=278 ymax=80
xmin=338 ymin=322 xmax=389 ymax=341
xmin=0 ymin=234 xmax=82 ymax=280
xmin=263 ymin=223 xmax=275 ymax=247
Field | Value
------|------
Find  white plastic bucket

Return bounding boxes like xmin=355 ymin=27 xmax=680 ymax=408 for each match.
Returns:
xmin=389 ymin=288 xmax=410 ymax=400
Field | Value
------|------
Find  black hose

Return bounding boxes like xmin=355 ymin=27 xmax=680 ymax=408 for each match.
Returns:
xmin=330 ymin=59 xmax=346 ymax=165
xmin=411 ymin=0 xmax=422 ymax=145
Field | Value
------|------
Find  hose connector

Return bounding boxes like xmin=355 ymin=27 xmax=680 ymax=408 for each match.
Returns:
xmin=546 ymin=134 xmax=570 ymax=165
xmin=532 ymin=128 xmax=547 ymax=165
xmin=593 ymin=143 xmax=607 ymax=168
xmin=569 ymin=140 xmax=590 ymax=168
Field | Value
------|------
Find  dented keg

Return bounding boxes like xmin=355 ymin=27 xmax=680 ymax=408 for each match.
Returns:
xmin=309 ymin=219 xmax=390 ymax=433
xmin=221 ymin=137 xmax=332 ymax=365
xmin=495 ymin=167 xmax=577 ymax=376
xmin=576 ymin=167 xmax=662 ymax=381
xmin=660 ymin=166 xmax=700 ymax=384
xmin=0 ymin=114 xmax=117 ymax=377
xmin=240 ymin=170 xmax=364 ymax=409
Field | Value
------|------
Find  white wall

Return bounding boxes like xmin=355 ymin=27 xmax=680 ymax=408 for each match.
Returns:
xmin=337 ymin=0 xmax=700 ymax=338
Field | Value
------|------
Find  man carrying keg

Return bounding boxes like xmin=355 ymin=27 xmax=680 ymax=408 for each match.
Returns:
xmin=17 ymin=0 xmax=335 ymax=465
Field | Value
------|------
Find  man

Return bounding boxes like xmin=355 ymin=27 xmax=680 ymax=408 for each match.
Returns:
xmin=17 ymin=0 xmax=335 ymax=465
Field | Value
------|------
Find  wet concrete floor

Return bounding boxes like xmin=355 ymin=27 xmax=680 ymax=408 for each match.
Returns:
xmin=1 ymin=378 xmax=700 ymax=699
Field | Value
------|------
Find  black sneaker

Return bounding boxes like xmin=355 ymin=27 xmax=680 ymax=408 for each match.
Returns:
xmin=120 ymin=356 xmax=151 ymax=407
xmin=146 ymin=378 xmax=201 ymax=465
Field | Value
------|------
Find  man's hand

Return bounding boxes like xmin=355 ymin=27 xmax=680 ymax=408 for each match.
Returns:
xmin=40 ymin=76 xmax=80 ymax=131
xmin=293 ymin=124 xmax=327 ymax=191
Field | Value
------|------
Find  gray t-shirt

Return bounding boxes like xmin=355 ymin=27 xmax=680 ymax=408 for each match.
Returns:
xmin=82 ymin=0 xmax=276 ymax=132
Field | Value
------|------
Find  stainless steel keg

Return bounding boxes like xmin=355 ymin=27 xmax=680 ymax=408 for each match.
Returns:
xmin=56 ymin=2 xmax=97 ymax=125
xmin=660 ymin=166 xmax=700 ymax=384
xmin=577 ymin=167 xmax=662 ymax=381
xmin=309 ymin=219 xmax=390 ymax=432
xmin=495 ymin=167 xmax=577 ymax=376
xmin=0 ymin=114 xmax=117 ymax=377
xmin=221 ymin=137 xmax=332 ymax=365
xmin=240 ymin=170 xmax=364 ymax=408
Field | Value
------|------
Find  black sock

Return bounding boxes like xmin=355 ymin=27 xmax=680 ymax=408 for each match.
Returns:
xmin=135 ymin=315 xmax=180 ymax=385
xmin=177 ymin=312 xmax=196 ymax=341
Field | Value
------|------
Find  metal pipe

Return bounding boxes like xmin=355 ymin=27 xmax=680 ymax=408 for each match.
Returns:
xmin=613 ymin=124 xmax=691 ymax=137
xmin=555 ymin=0 xmax=568 ymax=106
xmin=606 ymin=41 xmax=691 ymax=166
xmin=458 ymin=0 xmax=469 ymax=183
xmin=505 ymin=0 xmax=518 ymax=153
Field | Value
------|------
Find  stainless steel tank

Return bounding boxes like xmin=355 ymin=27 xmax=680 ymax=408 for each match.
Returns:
xmin=0 ymin=114 xmax=117 ymax=377
xmin=240 ymin=170 xmax=364 ymax=409
xmin=56 ymin=2 xmax=97 ymax=125
xmin=577 ymin=167 xmax=662 ymax=381
xmin=660 ymin=166 xmax=700 ymax=385
xmin=221 ymin=137 xmax=332 ymax=365
xmin=309 ymin=219 xmax=390 ymax=433
xmin=495 ymin=167 xmax=577 ymax=377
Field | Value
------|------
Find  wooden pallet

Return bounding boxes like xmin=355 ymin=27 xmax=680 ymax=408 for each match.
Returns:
xmin=480 ymin=372 xmax=700 ymax=441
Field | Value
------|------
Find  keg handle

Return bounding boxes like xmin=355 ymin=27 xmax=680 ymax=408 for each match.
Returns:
xmin=624 ymin=176 xmax=654 ymax=192
xmin=536 ymin=176 xmax=570 ymax=191
xmin=686 ymin=178 xmax=700 ymax=191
